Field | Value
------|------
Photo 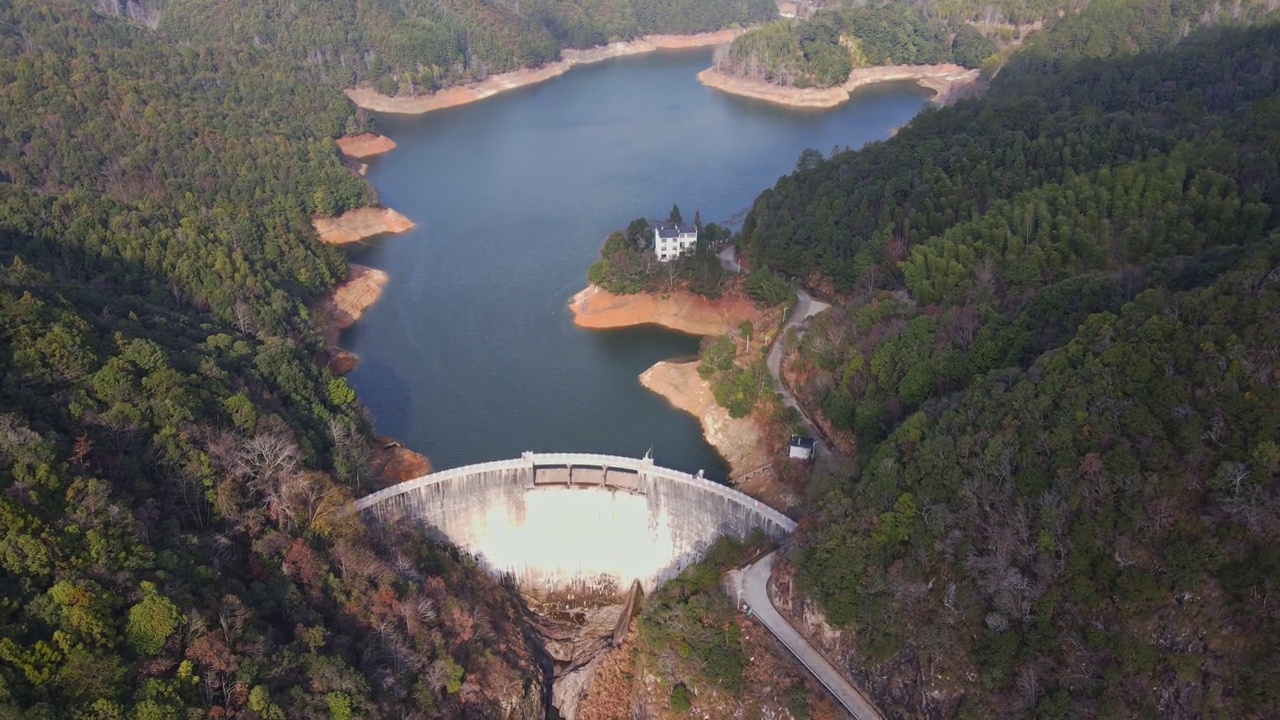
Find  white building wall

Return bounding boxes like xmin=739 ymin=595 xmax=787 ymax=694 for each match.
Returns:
xmin=654 ymin=228 xmax=698 ymax=263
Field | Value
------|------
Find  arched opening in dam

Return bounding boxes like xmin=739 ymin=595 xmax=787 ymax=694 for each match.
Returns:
xmin=356 ymin=452 xmax=795 ymax=600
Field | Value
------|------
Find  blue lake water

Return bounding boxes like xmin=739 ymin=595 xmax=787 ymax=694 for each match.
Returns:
xmin=343 ymin=48 xmax=930 ymax=476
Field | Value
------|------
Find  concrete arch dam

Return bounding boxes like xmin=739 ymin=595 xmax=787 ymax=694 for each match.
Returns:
xmin=355 ymin=452 xmax=796 ymax=597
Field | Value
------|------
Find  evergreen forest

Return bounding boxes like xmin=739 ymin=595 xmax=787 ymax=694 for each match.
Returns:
xmin=717 ymin=4 xmax=991 ymax=88
xmin=733 ymin=1 xmax=1280 ymax=715
xmin=1 ymin=0 xmax=1279 ymax=716
xmin=0 ymin=2 xmax=547 ymax=717
xmin=143 ymin=0 xmax=776 ymax=95
xmin=717 ymin=0 xmax=1278 ymax=87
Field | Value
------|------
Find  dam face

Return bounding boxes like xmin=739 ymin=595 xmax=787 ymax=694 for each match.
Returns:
xmin=356 ymin=453 xmax=795 ymax=597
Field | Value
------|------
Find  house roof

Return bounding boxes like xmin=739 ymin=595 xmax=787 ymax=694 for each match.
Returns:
xmin=789 ymin=435 xmax=816 ymax=449
xmin=655 ymin=222 xmax=697 ymax=238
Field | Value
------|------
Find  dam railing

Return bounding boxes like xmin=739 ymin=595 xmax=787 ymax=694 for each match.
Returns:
xmin=355 ymin=451 xmax=796 ymax=534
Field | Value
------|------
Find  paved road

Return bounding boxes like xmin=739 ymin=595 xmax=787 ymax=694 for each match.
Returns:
xmin=727 ymin=552 xmax=884 ymax=720
xmin=766 ymin=287 xmax=831 ymax=458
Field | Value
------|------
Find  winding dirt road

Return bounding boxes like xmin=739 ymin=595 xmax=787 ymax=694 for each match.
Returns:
xmin=767 ymin=287 xmax=830 ymax=458
xmin=718 ymin=244 xmax=830 ymax=457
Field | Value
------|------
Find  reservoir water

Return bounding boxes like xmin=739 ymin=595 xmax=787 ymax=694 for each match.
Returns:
xmin=344 ymin=48 xmax=930 ymax=477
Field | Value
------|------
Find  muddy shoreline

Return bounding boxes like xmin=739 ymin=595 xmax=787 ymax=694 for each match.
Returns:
xmin=568 ymin=284 xmax=758 ymax=336
xmin=698 ymin=63 xmax=982 ymax=108
xmin=312 ymin=207 xmax=415 ymax=246
xmin=639 ymin=360 xmax=772 ymax=481
xmin=346 ymin=29 xmax=744 ymax=115
xmin=569 ymin=284 xmax=791 ymax=499
xmin=336 ymin=132 xmax=397 ymax=159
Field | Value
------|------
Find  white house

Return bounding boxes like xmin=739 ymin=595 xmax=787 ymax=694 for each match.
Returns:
xmin=653 ymin=222 xmax=698 ymax=262
xmin=788 ymin=435 xmax=816 ymax=461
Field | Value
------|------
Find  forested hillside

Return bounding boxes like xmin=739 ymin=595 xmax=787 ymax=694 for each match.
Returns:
xmin=730 ymin=1 xmax=1280 ymax=715
xmin=146 ymin=0 xmax=775 ymax=95
xmin=0 ymin=2 xmax=545 ymax=717
xmin=9 ymin=0 xmax=1280 ymax=716
xmin=718 ymin=0 xmax=1278 ymax=87
xmin=716 ymin=3 xmax=993 ymax=88
xmin=743 ymin=14 xmax=1280 ymax=446
xmin=799 ymin=247 xmax=1280 ymax=716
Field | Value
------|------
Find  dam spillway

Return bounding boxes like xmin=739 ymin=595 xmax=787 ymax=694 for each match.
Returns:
xmin=355 ymin=452 xmax=795 ymax=597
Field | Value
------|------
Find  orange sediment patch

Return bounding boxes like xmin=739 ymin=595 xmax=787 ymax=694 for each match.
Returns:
xmin=312 ymin=207 xmax=416 ymax=245
xmin=568 ymin=284 xmax=759 ymax=337
xmin=316 ymin=263 xmax=387 ymax=342
xmin=325 ymin=348 xmax=359 ymax=376
xmin=572 ymin=286 xmax=793 ymax=505
xmin=369 ymin=436 xmax=432 ymax=485
xmin=345 ymin=30 xmax=744 ymax=115
xmin=698 ymin=63 xmax=982 ymax=109
xmin=335 ymin=132 xmax=397 ymax=159
xmin=639 ymin=360 xmax=775 ymax=485
xmin=642 ymin=30 xmax=744 ymax=49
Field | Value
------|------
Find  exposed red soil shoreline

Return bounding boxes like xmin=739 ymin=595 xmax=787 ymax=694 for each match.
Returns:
xmin=568 ymin=284 xmax=759 ymax=336
xmin=335 ymin=132 xmax=397 ymax=159
xmin=698 ymin=63 xmax=983 ymax=109
xmin=312 ymin=207 xmax=416 ymax=245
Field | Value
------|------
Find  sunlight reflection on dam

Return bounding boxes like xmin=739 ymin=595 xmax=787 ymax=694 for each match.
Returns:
xmin=355 ymin=453 xmax=795 ymax=597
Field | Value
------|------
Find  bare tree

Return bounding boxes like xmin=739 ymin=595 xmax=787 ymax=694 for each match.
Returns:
xmin=232 ymin=298 xmax=255 ymax=335
xmin=1016 ymin=665 xmax=1041 ymax=710
xmin=860 ymin=263 xmax=881 ymax=296
xmin=237 ymin=420 xmax=301 ymax=488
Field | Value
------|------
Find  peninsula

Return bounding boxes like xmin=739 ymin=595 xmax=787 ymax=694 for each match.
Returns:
xmin=312 ymin=206 xmax=416 ymax=245
xmin=346 ymin=30 xmax=743 ymax=115
xmin=335 ymin=132 xmax=397 ymax=159
xmin=639 ymin=360 xmax=784 ymax=500
xmin=698 ymin=63 xmax=982 ymax=108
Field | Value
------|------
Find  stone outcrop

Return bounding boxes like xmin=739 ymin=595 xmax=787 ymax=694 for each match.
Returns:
xmin=568 ymin=285 xmax=759 ymax=336
xmin=312 ymin=207 xmax=415 ymax=245
xmin=639 ymin=360 xmax=773 ymax=483
xmin=346 ymin=30 xmax=744 ymax=115
xmin=542 ymin=604 xmax=629 ymax=720
xmin=316 ymin=347 xmax=360 ymax=376
xmin=335 ymin=132 xmax=397 ymax=159
xmin=698 ymin=63 xmax=982 ymax=109
xmin=93 ymin=0 xmax=161 ymax=28
xmin=368 ymin=436 xmax=432 ymax=485
xmin=342 ymin=157 xmax=369 ymax=177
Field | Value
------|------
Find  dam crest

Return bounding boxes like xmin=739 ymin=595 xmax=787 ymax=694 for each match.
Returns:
xmin=356 ymin=452 xmax=796 ymax=597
